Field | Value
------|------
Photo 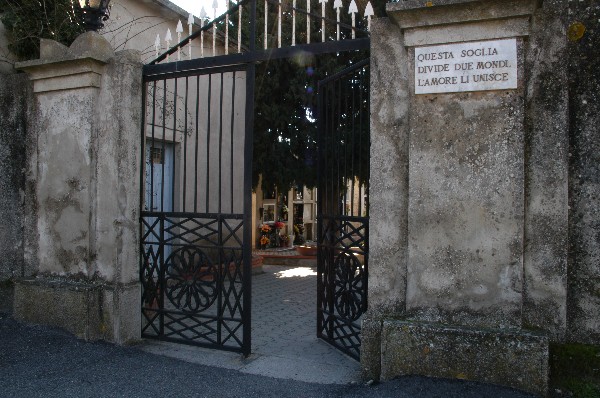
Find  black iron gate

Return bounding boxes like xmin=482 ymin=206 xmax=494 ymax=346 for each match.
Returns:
xmin=138 ymin=0 xmax=373 ymax=357
xmin=317 ymin=59 xmax=370 ymax=360
xmin=139 ymin=62 xmax=255 ymax=355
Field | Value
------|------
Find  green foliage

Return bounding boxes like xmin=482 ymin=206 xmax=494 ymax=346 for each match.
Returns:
xmin=0 ymin=0 xmax=84 ymax=60
xmin=252 ymin=50 xmax=369 ymax=193
xmin=550 ymin=343 xmax=600 ymax=398
xmin=245 ymin=0 xmax=370 ymax=193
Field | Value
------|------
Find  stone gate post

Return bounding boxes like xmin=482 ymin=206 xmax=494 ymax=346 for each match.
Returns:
xmin=362 ymin=1 xmax=589 ymax=395
xmin=13 ymin=32 xmax=142 ymax=344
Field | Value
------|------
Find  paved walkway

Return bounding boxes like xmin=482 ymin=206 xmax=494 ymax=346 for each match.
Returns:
xmin=0 ymin=265 xmax=539 ymax=397
xmin=140 ymin=264 xmax=360 ymax=384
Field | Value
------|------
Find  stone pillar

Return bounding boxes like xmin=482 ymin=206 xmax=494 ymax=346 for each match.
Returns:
xmin=0 ymin=74 xmax=32 ymax=313
xmin=363 ymin=1 xmax=579 ymax=395
xmin=566 ymin=1 xmax=600 ymax=346
xmin=13 ymin=32 xmax=142 ymax=344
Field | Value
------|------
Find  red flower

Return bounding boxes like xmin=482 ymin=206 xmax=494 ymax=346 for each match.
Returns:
xmin=274 ymin=221 xmax=285 ymax=229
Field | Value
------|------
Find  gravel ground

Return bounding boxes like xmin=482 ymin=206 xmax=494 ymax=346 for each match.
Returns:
xmin=0 ymin=313 xmax=538 ymax=398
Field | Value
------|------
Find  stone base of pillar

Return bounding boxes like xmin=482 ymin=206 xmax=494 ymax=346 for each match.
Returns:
xmin=0 ymin=282 xmax=14 ymax=314
xmin=13 ymin=278 xmax=140 ymax=344
xmin=363 ymin=318 xmax=549 ymax=396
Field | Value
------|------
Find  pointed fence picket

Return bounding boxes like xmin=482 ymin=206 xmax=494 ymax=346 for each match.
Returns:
xmin=149 ymin=0 xmax=374 ymax=65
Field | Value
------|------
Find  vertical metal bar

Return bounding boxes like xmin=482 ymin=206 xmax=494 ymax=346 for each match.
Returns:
xmin=161 ymin=79 xmax=167 ymax=213
xmin=183 ymin=77 xmax=189 ymax=212
xmin=201 ymin=19 xmax=205 ymax=58
xmin=306 ymin=0 xmax=311 ymax=44
xmin=330 ymin=77 xmax=341 ymax=340
xmin=172 ymin=78 xmax=178 ymax=211
xmin=264 ymin=0 xmax=268 ymax=49
xmin=278 ymin=0 xmax=282 ymax=48
xmin=335 ymin=77 xmax=341 ymax=220
xmin=238 ymin=4 xmax=243 ymax=53
xmin=321 ymin=0 xmax=325 ymax=43
xmin=219 ymin=73 xmax=224 ymax=214
xmin=230 ymin=71 xmax=237 ymax=214
xmin=150 ymin=82 xmax=157 ymax=212
xmin=292 ymin=0 xmax=296 ymax=46
xmin=324 ymin=82 xmax=331 ymax=218
xmin=225 ymin=0 xmax=230 ymax=55
xmin=242 ymin=0 xmax=257 ymax=357
xmin=358 ymin=66 xmax=364 ymax=215
xmin=316 ymin=78 xmax=324 ymax=338
xmin=206 ymin=74 xmax=212 ymax=213
xmin=343 ymin=72 xmax=349 ymax=219
xmin=194 ymin=75 xmax=200 ymax=213
xmin=363 ymin=63 xmax=370 ymax=321
xmin=336 ymin=7 xmax=340 ymax=41
xmin=159 ymin=214 xmax=165 ymax=336
xmin=217 ymin=215 xmax=223 ymax=345
xmin=213 ymin=13 xmax=217 ymax=56
xmin=350 ymin=69 xmax=356 ymax=217
xmin=250 ymin=0 xmax=257 ymax=50
xmin=139 ymin=81 xmax=148 ymax=327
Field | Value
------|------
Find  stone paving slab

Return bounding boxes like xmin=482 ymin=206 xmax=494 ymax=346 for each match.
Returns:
xmin=139 ymin=264 xmax=361 ymax=385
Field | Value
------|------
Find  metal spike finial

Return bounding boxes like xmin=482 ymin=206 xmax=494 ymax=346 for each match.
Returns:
xmin=334 ymin=0 xmax=342 ymax=40
xmin=176 ymin=21 xmax=183 ymax=60
xmin=364 ymin=1 xmax=374 ymax=31
xmin=187 ymin=14 xmax=194 ymax=60
xmin=154 ymin=33 xmax=161 ymax=58
xmin=165 ymin=28 xmax=172 ymax=61
xmin=348 ymin=0 xmax=358 ymax=14
xmin=348 ymin=0 xmax=358 ymax=39
xmin=320 ymin=0 xmax=328 ymax=42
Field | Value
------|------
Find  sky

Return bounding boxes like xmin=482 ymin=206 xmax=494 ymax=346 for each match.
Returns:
xmin=171 ymin=0 xmax=228 ymax=19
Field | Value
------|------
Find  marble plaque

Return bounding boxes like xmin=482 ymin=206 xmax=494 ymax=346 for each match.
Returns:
xmin=415 ymin=39 xmax=518 ymax=94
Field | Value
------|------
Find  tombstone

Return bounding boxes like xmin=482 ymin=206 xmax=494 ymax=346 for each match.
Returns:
xmin=364 ymin=0 xmax=599 ymax=395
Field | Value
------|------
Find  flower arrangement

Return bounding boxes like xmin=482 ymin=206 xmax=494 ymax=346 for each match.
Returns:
xmin=293 ymin=224 xmax=306 ymax=244
xmin=279 ymin=234 xmax=289 ymax=247
xmin=274 ymin=221 xmax=285 ymax=230
xmin=293 ymin=224 xmax=305 ymax=235
xmin=260 ymin=236 xmax=270 ymax=248
xmin=261 ymin=224 xmax=272 ymax=233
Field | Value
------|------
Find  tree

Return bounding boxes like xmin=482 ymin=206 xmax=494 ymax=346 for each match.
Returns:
xmin=246 ymin=0 xmax=371 ymax=193
xmin=0 ymin=0 xmax=84 ymax=60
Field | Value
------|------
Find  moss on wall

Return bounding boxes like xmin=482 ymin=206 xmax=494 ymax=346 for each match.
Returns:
xmin=550 ymin=343 xmax=600 ymax=398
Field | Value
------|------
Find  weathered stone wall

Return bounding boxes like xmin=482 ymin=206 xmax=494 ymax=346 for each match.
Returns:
xmin=0 ymin=74 xmax=30 ymax=281
xmin=406 ymin=54 xmax=525 ymax=329
xmin=362 ymin=19 xmax=410 ymax=381
xmin=566 ymin=1 xmax=600 ymax=345
xmin=368 ymin=17 xmax=409 ymax=318
xmin=0 ymin=73 xmax=31 ymax=312
xmin=365 ymin=0 xmax=600 ymax=394
xmin=13 ymin=33 xmax=142 ymax=343
xmin=0 ymin=19 xmax=18 ymax=74
xmin=522 ymin=0 xmax=569 ymax=342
